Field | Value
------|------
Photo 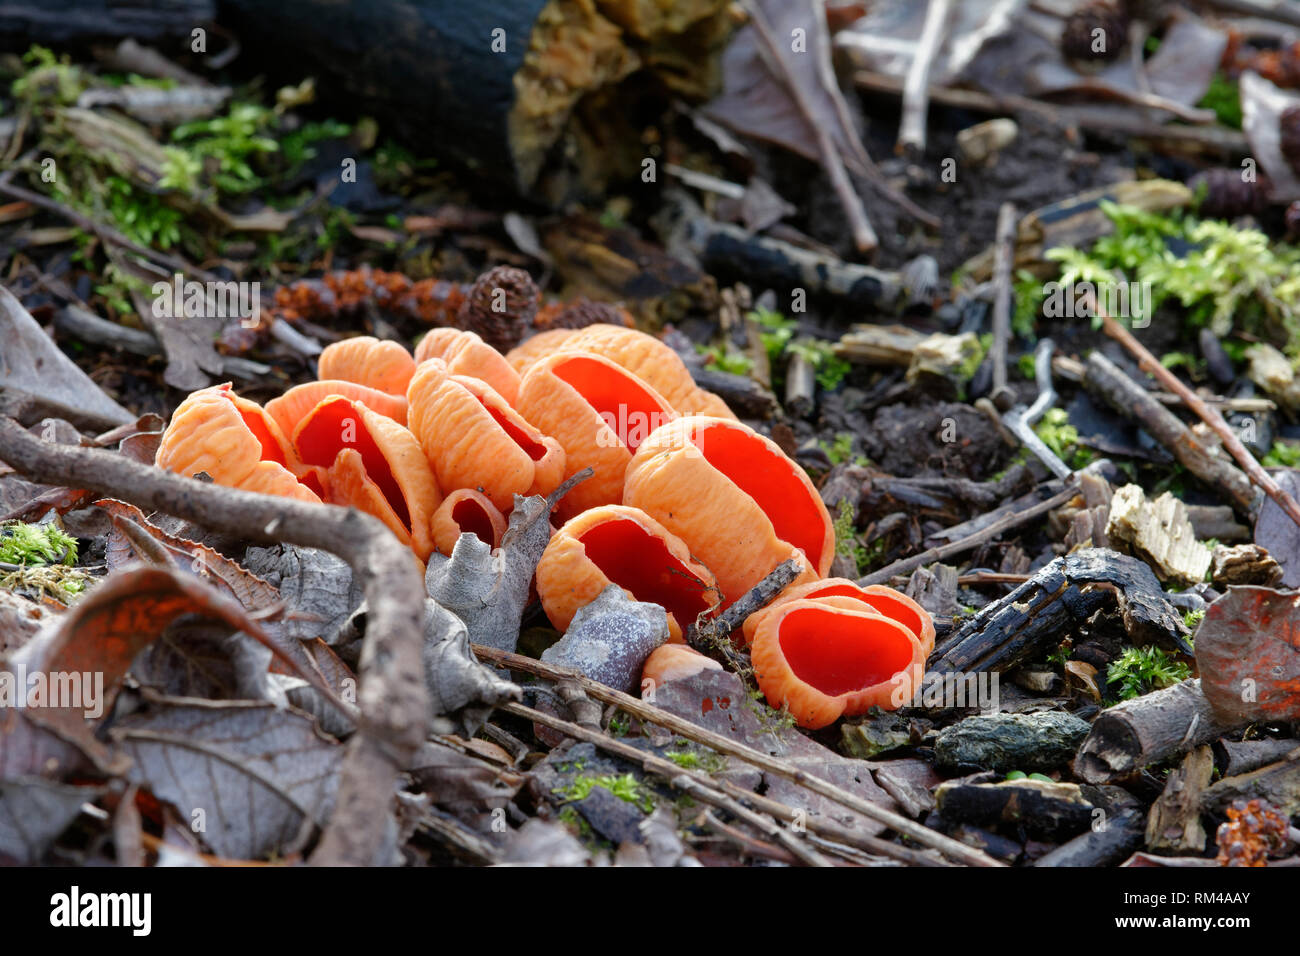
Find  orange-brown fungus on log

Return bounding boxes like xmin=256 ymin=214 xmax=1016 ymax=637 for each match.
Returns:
xmin=155 ymin=383 xmax=321 ymax=504
xmin=292 ymin=395 xmax=441 ymax=559
xmin=741 ymin=579 xmax=935 ymax=655
xmin=751 ymin=596 xmax=926 ymax=729
xmin=317 ymin=336 xmax=416 ymax=396
xmin=270 ymin=267 xmax=468 ymax=326
xmin=536 ymin=504 xmax=718 ymax=642
xmin=431 ymin=488 xmax=506 ymax=555
xmin=516 ymin=352 xmax=676 ymax=517
xmin=406 ymin=359 xmax=564 ymax=513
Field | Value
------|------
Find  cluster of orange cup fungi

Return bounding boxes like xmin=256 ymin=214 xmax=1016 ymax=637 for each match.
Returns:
xmin=155 ymin=321 xmax=933 ymax=728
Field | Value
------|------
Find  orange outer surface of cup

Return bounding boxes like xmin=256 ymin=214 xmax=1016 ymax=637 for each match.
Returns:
xmin=535 ymin=504 xmax=718 ymax=643
xmin=751 ymin=596 xmax=926 ymax=730
xmin=516 ymin=351 xmax=678 ymax=519
xmin=741 ymin=578 xmax=936 ymax=656
xmin=622 ymin=416 xmax=831 ymax=608
xmin=406 ymin=359 xmax=565 ymax=513
xmin=415 ymin=328 xmax=521 ymax=407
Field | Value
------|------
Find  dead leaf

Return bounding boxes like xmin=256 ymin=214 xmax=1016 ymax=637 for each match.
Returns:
xmin=1196 ymin=586 xmax=1300 ymax=724
xmin=1242 ymin=71 xmax=1300 ymax=203
xmin=0 ymin=777 xmax=101 ymax=864
xmin=1256 ymin=470 xmax=1300 ymax=588
xmin=425 ymin=489 xmax=561 ymax=654
xmin=8 ymin=565 xmax=347 ymax=763
xmin=1065 ymin=659 xmax=1101 ymax=702
xmin=108 ymin=697 xmax=342 ymax=860
xmin=0 ymin=286 xmax=134 ymax=426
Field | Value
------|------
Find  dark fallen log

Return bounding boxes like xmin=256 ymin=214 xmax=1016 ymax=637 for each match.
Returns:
xmin=692 ymin=368 xmax=781 ymax=420
xmin=1200 ymin=747 xmax=1300 ymax=817
xmin=687 ymin=219 xmax=901 ymax=309
xmin=930 ymin=549 xmax=1189 ymax=674
xmin=1074 ymin=679 xmax=1246 ymax=784
xmin=0 ymin=0 xmax=212 ymax=44
xmin=935 ymin=778 xmax=1097 ymax=841
xmin=1215 ymin=737 xmax=1300 ymax=777
xmin=1032 ymin=807 xmax=1145 ymax=867
xmin=215 ymin=0 xmax=731 ymax=193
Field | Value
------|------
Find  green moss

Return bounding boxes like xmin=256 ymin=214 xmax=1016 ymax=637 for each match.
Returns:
xmin=1261 ymin=439 xmax=1300 ymax=469
xmin=554 ymin=773 xmax=655 ymax=814
xmin=696 ymin=343 xmax=754 ymax=376
xmin=0 ymin=521 xmax=78 ymax=566
xmin=665 ymin=742 xmax=725 ymax=773
xmin=1106 ymin=646 xmax=1192 ymax=702
xmin=1197 ymin=72 xmax=1242 ymax=129
xmin=1033 ymin=408 xmax=1092 ymax=469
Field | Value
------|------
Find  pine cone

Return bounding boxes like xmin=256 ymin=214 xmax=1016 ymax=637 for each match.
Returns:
xmin=533 ymin=298 xmax=634 ymax=333
xmin=1189 ymin=167 xmax=1272 ymax=219
xmin=454 ymin=265 xmax=539 ymax=352
xmin=1061 ymin=1 xmax=1129 ymax=62
xmin=1281 ymin=106 xmax=1300 ymax=178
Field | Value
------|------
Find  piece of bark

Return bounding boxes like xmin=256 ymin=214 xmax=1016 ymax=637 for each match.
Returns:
xmin=1106 ymin=484 xmax=1211 ymax=588
xmin=1084 ymin=352 xmax=1260 ymax=517
xmin=1200 ymin=747 xmax=1300 ymax=817
xmin=933 ymin=711 xmax=1091 ymax=774
xmin=904 ymin=562 xmax=958 ymax=621
xmin=1145 ymin=744 xmax=1214 ymax=854
xmin=691 ymin=368 xmax=781 ymax=420
xmin=1209 ymin=543 xmax=1284 ymax=587
xmin=689 ymin=219 xmax=900 ymax=309
xmin=1186 ymin=504 xmax=1250 ymax=543
xmin=931 ymin=549 xmax=1189 ymax=674
xmin=1074 ymin=679 xmax=1245 ymax=784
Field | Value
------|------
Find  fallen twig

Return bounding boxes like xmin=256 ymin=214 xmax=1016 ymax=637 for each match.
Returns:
xmin=858 ymin=483 xmax=1079 ymax=587
xmin=1099 ymin=312 xmax=1300 ymax=531
xmin=988 ymin=202 xmax=1018 ymax=409
xmin=897 ymin=0 xmax=952 ymax=156
xmin=476 ymin=645 xmax=1002 ymax=866
xmin=0 ymin=417 xmax=427 ymax=865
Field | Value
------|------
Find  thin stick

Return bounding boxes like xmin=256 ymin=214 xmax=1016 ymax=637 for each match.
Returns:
xmin=988 ymin=201 xmax=1018 ymax=408
xmin=1099 ymin=312 xmax=1300 ymax=530
xmin=745 ymin=2 xmax=877 ymax=252
xmin=477 ymin=646 xmax=1002 ymax=866
xmin=857 ymin=483 xmax=1078 ymax=586
xmin=853 ymin=71 xmax=1249 ymax=153
xmin=0 ymin=417 xmax=426 ymax=866
xmin=505 ymin=700 xmax=833 ymax=867
xmin=898 ymin=0 xmax=953 ymax=155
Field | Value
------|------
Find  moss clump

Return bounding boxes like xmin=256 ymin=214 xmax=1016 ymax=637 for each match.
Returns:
xmin=554 ymin=773 xmax=655 ymax=813
xmin=1106 ymin=646 xmax=1192 ymax=702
